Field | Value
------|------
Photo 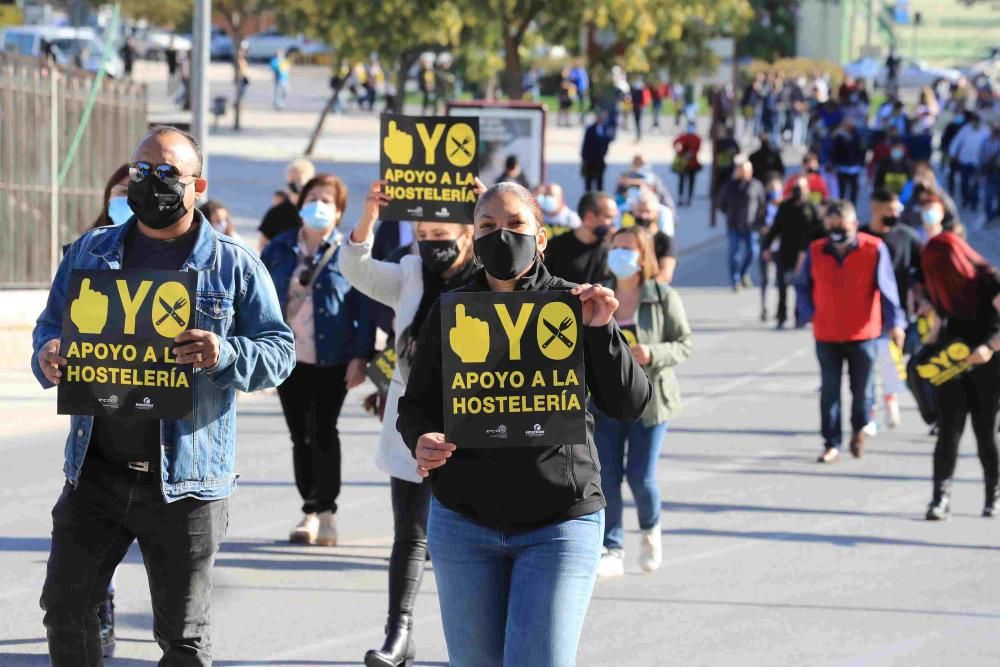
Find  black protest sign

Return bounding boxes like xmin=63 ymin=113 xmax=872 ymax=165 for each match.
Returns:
xmin=380 ymin=114 xmax=479 ymax=224
xmin=441 ymin=291 xmax=586 ymax=448
xmin=58 ymin=269 xmax=197 ymax=420
xmin=366 ymin=348 xmax=398 ymax=395
xmin=913 ymin=340 xmax=973 ymax=387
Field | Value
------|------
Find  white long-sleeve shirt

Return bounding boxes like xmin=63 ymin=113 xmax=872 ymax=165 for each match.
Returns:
xmin=950 ymin=123 xmax=992 ymax=165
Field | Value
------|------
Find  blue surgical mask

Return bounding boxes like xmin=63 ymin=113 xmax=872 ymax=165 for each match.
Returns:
xmin=537 ymin=194 xmax=558 ymax=214
xmin=954 ymin=115 xmax=965 ymax=124
xmin=607 ymin=248 xmax=641 ymax=279
xmin=890 ymin=148 xmax=904 ymax=160
xmin=107 ymin=196 xmax=133 ymax=225
xmin=300 ymin=200 xmax=336 ymax=231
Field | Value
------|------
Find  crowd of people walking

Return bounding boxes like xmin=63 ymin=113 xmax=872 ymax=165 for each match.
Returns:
xmin=25 ymin=43 xmax=1000 ymax=664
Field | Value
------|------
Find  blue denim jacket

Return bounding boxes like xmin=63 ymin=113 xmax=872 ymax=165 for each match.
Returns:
xmin=261 ymin=229 xmax=375 ymax=365
xmin=31 ymin=212 xmax=296 ymax=502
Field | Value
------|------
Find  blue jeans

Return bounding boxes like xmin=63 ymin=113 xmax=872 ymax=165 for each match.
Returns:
xmin=959 ymin=163 xmax=979 ymax=210
xmin=427 ymin=499 xmax=604 ymax=667
xmin=593 ymin=410 xmax=667 ymax=551
xmin=815 ymin=339 xmax=878 ymax=449
xmin=727 ymin=229 xmax=759 ymax=285
xmin=984 ymin=171 xmax=1000 ymax=220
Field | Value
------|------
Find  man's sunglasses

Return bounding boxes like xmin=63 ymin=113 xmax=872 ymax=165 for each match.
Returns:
xmin=129 ymin=162 xmax=196 ymax=187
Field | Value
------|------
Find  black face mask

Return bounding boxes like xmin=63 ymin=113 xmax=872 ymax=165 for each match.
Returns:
xmin=791 ymin=186 xmax=804 ymax=200
xmin=288 ymin=181 xmax=300 ymax=195
xmin=881 ymin=215 xmax=899 ymax=227
xmin=633 ymin=217 xmax=654 ymax=228
xmin=593 ymin=224 xmax=611 ymax=240
xmin=419 ymin=239 xmax=461 ymax=274
xmin=473 ymin=229 xmax=536 ymax=280
xmin=127 ymin=177 xmax=189 ymax=230
xmin=828 ymin=227 xmax=849 ymax=244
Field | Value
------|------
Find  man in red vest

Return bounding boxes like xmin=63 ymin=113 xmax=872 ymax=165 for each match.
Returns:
xmin=797 ymin=200 xmax=907 ymax=463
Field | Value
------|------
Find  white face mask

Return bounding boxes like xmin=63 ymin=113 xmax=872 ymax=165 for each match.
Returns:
xmin=211 ymin=218 xmax=228 ymax=233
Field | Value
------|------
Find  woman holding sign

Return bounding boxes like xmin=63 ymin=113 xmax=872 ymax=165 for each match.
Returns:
xmin=920 ymin=232 xmax=1000 ymax=520
xmin=261 ymin=174 xmax=374 ymax=547
xmin=341 ymin=179 xmax=482 ymax=667
xmin=595 ymin=226 xmax=692 ymax=578
xmin=397 ymin=183 xmax=651 ymax=666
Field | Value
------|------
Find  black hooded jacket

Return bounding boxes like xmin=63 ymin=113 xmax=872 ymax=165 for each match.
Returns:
xmin=396 ymin=262 xmax=652 ymax=531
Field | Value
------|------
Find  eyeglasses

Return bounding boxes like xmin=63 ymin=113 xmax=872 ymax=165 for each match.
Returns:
xmin=129 ymin=161 xmax=196 ymax=187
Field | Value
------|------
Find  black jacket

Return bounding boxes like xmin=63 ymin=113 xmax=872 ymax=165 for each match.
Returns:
xmin=749 ymin=145 xmax=785 ymax=182
xmin=764 ymin=199 xmax=823 ymax=269
xmin=396 ymin=262 xmax=652 ymax=531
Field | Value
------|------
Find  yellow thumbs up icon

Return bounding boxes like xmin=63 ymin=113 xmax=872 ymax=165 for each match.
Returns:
xmin=70 ymin=278 xmax=109 ymax=335
xmin=449 ymin=304 xmax=490 ymax=363
xmin=384 ymin=120 xmax=414 ymax=165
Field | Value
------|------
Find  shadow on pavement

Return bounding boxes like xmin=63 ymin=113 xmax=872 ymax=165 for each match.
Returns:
xmin=668 ymin=527 xmax=1000 ymax=551
xmin=590 ymin=594 xmax=1000 ymax=620
xmin=706 ymin=467 xmax=981 ymax=485
xmin=667 ymin=426 xmax=817 ymax=438
xmin=660 ymin=500 xmax=912 ymax=520
xmin=215 ymin=557 xmax=385 ymax=573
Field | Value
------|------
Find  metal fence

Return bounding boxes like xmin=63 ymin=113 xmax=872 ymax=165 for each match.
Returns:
xmin=0 ymin=54 xmax=147 ymax=288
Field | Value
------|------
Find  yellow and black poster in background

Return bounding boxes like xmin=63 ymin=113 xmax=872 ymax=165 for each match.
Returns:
xmin=58 ymin=269 xmax=197 ymax=420
xmin=366 ymin=347 xmax=398 ymax=395
xmin=380 ymin=114 xmax=479 ymax=224
xmin=441 ymin=291 xmax=586 ymax=448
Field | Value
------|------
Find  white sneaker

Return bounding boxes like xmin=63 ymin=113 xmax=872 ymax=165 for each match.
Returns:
xmin=639 ymin=523 xmax=663 ymax=572
xmin=316 ymin=510 xmax=338 ymax=547
xmin=289 ymin=513 xmax=318 ymax=545
xmin=862 ymin=421 xmax=878 ymax=437
xmin=597 ymin=548 xmax=625 ymax=578
xmin=885 ymin=394 xmax=901 ymax=429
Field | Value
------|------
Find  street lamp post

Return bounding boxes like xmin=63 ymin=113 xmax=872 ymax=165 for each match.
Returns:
xmin=191 ymin=0 xmax=211 ymax=176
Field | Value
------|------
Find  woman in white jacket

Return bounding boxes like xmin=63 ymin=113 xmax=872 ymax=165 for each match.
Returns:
xmin=340 ymin=179 xmax=481 ymax=667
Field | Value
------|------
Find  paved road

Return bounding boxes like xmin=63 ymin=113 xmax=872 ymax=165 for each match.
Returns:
xmin=4 ymin=62 xmax=1000 ymax=666
xmin=3 ymin=226 xmax=1000 ymax=665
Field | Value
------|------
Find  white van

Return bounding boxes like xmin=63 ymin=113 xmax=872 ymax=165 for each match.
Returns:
xmin=1 ymin=25 xmax=124 ymax=78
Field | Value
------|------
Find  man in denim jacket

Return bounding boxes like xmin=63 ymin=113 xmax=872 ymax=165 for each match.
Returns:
xmin=31 ymin=126 xmax=295 ymax=665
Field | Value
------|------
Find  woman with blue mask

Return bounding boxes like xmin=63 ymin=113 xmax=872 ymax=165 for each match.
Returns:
xmin=595 ymin=226 xmax=693 ymax=579
xmin=91 ymin=164 xmax=133 ymax=229
xmin=261 ymin=173 xmax=375 ymax=549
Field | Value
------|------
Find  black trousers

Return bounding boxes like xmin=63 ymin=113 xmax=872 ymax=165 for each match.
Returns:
xmin=677 ymin=170 xmax=697 ymax=203
xmin=837 ymin=171 xmax=860 ymax=205
xmin=582 ymin=161 xmax=606 ymax=192
xmin=277 ymin=362 xmax=349 ymax=515
xmin=933 ymin=357 xmax=1000 ymax=494
xmin=387 ymin=477 xmax=433 ymax=620
xmin=41 ymin=459 xmax=228 ymax=666
xmin=774 ymin=265 xmax=794 ymax=324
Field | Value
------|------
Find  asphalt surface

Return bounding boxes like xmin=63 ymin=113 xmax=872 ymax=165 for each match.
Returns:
xmin=3 ymin=61 xmax=1000 ymax=666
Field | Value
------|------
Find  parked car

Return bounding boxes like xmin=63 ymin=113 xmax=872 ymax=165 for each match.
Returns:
xmin=210 ymin=26 xmax=233 ymax=61
xmin=1 ymin=26 xmax=123 ymax=78
xmin=130 ymin=27 xmax=190 ymax=60
xmin=243 ymin=30 xmax=329 ymax=62
xmin=843 ymin=57 xmax=961 ymax=90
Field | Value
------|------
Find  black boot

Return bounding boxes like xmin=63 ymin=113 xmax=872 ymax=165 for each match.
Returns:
xmin=365 ymin=614 xmax=414 ymax=667
xmin=984 ymin=479 xmax=998 ymax=518
xmin=926 ymin=481 xmax=951 ymax=521
xmin=98 ymin=592 xmax=115 ymax=658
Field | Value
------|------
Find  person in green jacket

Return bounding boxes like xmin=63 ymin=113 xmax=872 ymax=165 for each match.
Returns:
xmin=595 ymin=225 xmax=693 ymax=578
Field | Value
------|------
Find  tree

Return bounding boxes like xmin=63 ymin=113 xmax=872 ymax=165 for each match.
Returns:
xmin=283 ymin=0 xmax=465 ymax=154
xmin=213 ymin=0 xmax=273 ymax=131
xmin=485 ymin=0 xmax=548 ymax=100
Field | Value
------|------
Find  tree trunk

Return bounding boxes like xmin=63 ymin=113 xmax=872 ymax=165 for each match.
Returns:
xmin=503 ymin=32 xmax=523 ymax=100
xmin=393 ymin=54 xmax=419 ymax=115
xmin=304 ymin=81 xmax=345 ymax=156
